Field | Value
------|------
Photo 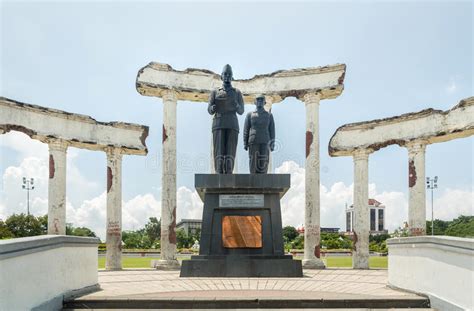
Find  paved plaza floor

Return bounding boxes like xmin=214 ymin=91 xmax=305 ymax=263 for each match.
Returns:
xmin=66 ymin=268 xmax=431 ymax=309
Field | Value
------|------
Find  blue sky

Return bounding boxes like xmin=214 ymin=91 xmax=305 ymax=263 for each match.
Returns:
xmin=0 ymin=1 xmax=472 ymax=236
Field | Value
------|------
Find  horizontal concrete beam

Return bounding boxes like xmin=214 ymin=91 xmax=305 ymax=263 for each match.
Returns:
xmin=136 ymin=62 xmax=346 ymax=103
xmin=329 ymin=97 xmax=474 ymax=156
xmin=0 ymin=97 xmax=149 ymax=155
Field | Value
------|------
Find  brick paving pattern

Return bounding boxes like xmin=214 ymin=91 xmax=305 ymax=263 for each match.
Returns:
xmin=78 ymin=269 xmax=422 ymax=301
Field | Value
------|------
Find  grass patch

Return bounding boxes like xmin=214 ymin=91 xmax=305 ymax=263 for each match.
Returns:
xmin=98 ymin=256 xmax=387 ymax=269
xmin=323 ymin=256 xmax=387 ymax=268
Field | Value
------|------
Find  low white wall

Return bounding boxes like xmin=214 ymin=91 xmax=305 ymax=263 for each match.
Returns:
xmin=0 ymin=235 xmax=100 ymax=311
xmin=388 ymin=236 xmax=474 ymax=311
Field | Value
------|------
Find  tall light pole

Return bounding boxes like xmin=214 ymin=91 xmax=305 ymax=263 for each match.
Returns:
xmin=22 ymin=177 xmax=35 ymax=216
xmin=426 ymin=176 xmax=438 ymax=236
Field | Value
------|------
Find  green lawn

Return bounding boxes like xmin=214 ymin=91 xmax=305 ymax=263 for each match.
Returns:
xmin=98 ymin=256 xmax=387 ymax=269
xmin=324 ymin=256 xmax=387 ymax=268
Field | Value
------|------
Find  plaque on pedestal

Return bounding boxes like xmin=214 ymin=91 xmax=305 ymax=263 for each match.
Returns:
xmin=180 ymin=174 xmax=303 ymax=277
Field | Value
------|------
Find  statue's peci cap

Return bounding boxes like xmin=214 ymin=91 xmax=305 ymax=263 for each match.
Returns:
xmin=255 ymin=94 xmax=265 ymax=100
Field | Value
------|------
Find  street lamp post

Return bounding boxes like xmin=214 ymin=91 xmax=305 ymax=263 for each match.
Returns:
xmin=22 ymin=177 xmax=35 ymax=216
xmin=426 ymin=176 xmax=438 ymax=236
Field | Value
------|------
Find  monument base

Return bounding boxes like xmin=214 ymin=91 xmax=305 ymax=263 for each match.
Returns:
xmin=180 ymin=255 xmax=302 ymax=277
xmin=179 ymin=174 xmax=303 ymax=278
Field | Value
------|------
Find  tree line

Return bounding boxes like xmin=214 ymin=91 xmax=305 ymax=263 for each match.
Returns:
xmin=2 ymin=214 xmax=472 ymax=251
xmin=0 ymin=214 xmax=96 ymax=239
xmin=0 ymin=214 xmax=197 ymax=251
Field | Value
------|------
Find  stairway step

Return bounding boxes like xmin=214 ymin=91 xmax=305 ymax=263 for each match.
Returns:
xmin=64 ymin=309 xmax=436 ymax=311
xmin=63 ymin=297 xmax=430 ymax=309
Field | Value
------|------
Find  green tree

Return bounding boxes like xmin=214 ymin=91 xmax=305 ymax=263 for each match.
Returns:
xmin=37 ymin=215 xmax=48 ymax=234
xmin=426 ymin=219 xmax=450 ymax=235
xmin=445 ymin=216 xmax=474 ymax=237
xmin=282 ymin=226 xmax=299 ymax=242
xmin=189 ymin=228 xmax=201 ymax=245
xmin=369 ymin=233 xmax=391 ymax=244
xmin=176 ymin=229 xmax=192 ymax=249
xmin=66 ymin=224 xmax=74 ymax=235
xmin=144 ymin=217 xmax=161 ymax=244
xmin=122 ymin=231 xmax=143 ymax=249
xmin=72 ymin=227 xmax=97 ymax=237
xmin=0 ymin=220 xmax=14 ymax=239
xmin=292 ymin=235 xmax=304 ymax=249
xmin=5 ymin=213 xmax=42 ymax=237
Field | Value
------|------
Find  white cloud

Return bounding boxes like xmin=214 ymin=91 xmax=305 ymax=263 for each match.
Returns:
xmin=445 ymin=76 xmax=458 ymax=94
xmin=431 ymin=188 xmax=474 ymax=220
xmin=0 ymin=156 xmax=49 ymax=219
xmin=122 ymin=193 xmax=161 ymax=231
xmin=0 ymin=131 xmax=47 ymax=159
xmin=177 ymin=186 xmax=203 ymax=221
xmin=67 ymin=192 xmax=160 ymax=240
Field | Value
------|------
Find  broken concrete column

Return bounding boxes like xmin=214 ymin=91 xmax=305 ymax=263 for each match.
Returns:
xmin=105 ymin=147 xmax=123 ymax=270
xmin=352 ymin=148 xmax=371 ymax=269
xmin=407 ymin=141 xmax=427 ymax=236
xmin=302 ymin=92 xmax=325 ymax=269
xmin=154 ymin=89 xmax=180 ymax=270
xmin=47 ymin=139 xmax=68 ymax=235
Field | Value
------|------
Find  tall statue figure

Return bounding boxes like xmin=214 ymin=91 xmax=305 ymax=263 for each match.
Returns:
xmin=208 ymin=64 xmax=245 ymax=174
xmin=243 ymin=94 xmax=275 ymax=174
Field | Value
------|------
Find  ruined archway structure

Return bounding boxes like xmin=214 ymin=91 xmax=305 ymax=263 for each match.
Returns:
xmin=329 ymin=96 xmax=474 ymax=269
xmin=0 ymin=97 xmax=149 ymax=270
xmin=136 ymin=62 xmax=347 ymax=269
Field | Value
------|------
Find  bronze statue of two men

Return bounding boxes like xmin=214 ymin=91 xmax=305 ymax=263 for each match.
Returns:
xmin=208 ymin=64 xmax=275 ymax=174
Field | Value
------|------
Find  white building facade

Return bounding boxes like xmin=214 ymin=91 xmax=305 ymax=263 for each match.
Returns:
xmin=346 ymin=199 xmax=387 ymax=235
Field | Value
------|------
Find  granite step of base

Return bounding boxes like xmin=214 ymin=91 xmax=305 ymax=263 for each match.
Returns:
xmin=63 ymin=296 xmax=430 ymax=309
xmin=64 ymin=309 xmax=436 ymax=311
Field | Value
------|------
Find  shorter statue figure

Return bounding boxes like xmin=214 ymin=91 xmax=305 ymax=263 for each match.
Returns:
xmin=243 ymin=94 xmax=275 ymax=174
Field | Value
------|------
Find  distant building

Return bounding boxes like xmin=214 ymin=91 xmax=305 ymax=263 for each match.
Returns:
xmin=176 ymin=219 xmax=202 ymax=236
xmin=345 ymin=199 xmax=387 ymax=235
xmin=296 ymin=225 xmax=340 ymax=235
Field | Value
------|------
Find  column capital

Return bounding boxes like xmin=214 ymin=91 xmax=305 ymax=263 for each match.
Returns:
xmin=405 ymin=140 xmax=427 ymax=153
xmin=302 ymin=92 xmax=321 ymax=105
xmin=47 ymin=138 xmax=68 ymax=151
xmin=353 ymin=148 xmax=372 ymax=160
xmin=162 ymin=89 xmax=178 ymax=102
xmin=105 ymin=147 xmax=123 ymax=159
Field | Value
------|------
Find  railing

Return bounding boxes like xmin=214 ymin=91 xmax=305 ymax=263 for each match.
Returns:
xmin=0 ymin=235 xmax=100 ymax=310
xmin=388 ymin=236 xmax=474 ymax=311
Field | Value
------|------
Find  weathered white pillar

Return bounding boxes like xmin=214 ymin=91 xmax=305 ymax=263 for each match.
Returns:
xmin=407 ymin=141 xmax=427 ymax=236
xmin=302 ymin=92 xmax=325 ymax=269
xmin=105 ymin=147 xmax=123 ymax=270
xmin=154 ymin=89 xmax=180 ymax=269
xmin=265 ymin=97 xmax=274 ymax=173
xmin=47 ymin=139 xmax=68 ymax=235
xmin=352 ymin=148 xmax=371 ymax=269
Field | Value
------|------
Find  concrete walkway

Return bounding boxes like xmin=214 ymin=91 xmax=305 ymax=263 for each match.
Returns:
xmin=65 ymin=269 xmax=430 ymax=309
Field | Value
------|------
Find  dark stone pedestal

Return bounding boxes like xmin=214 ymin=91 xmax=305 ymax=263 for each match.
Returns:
xmin=180 ymin=174 xmax=302 ymax=277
